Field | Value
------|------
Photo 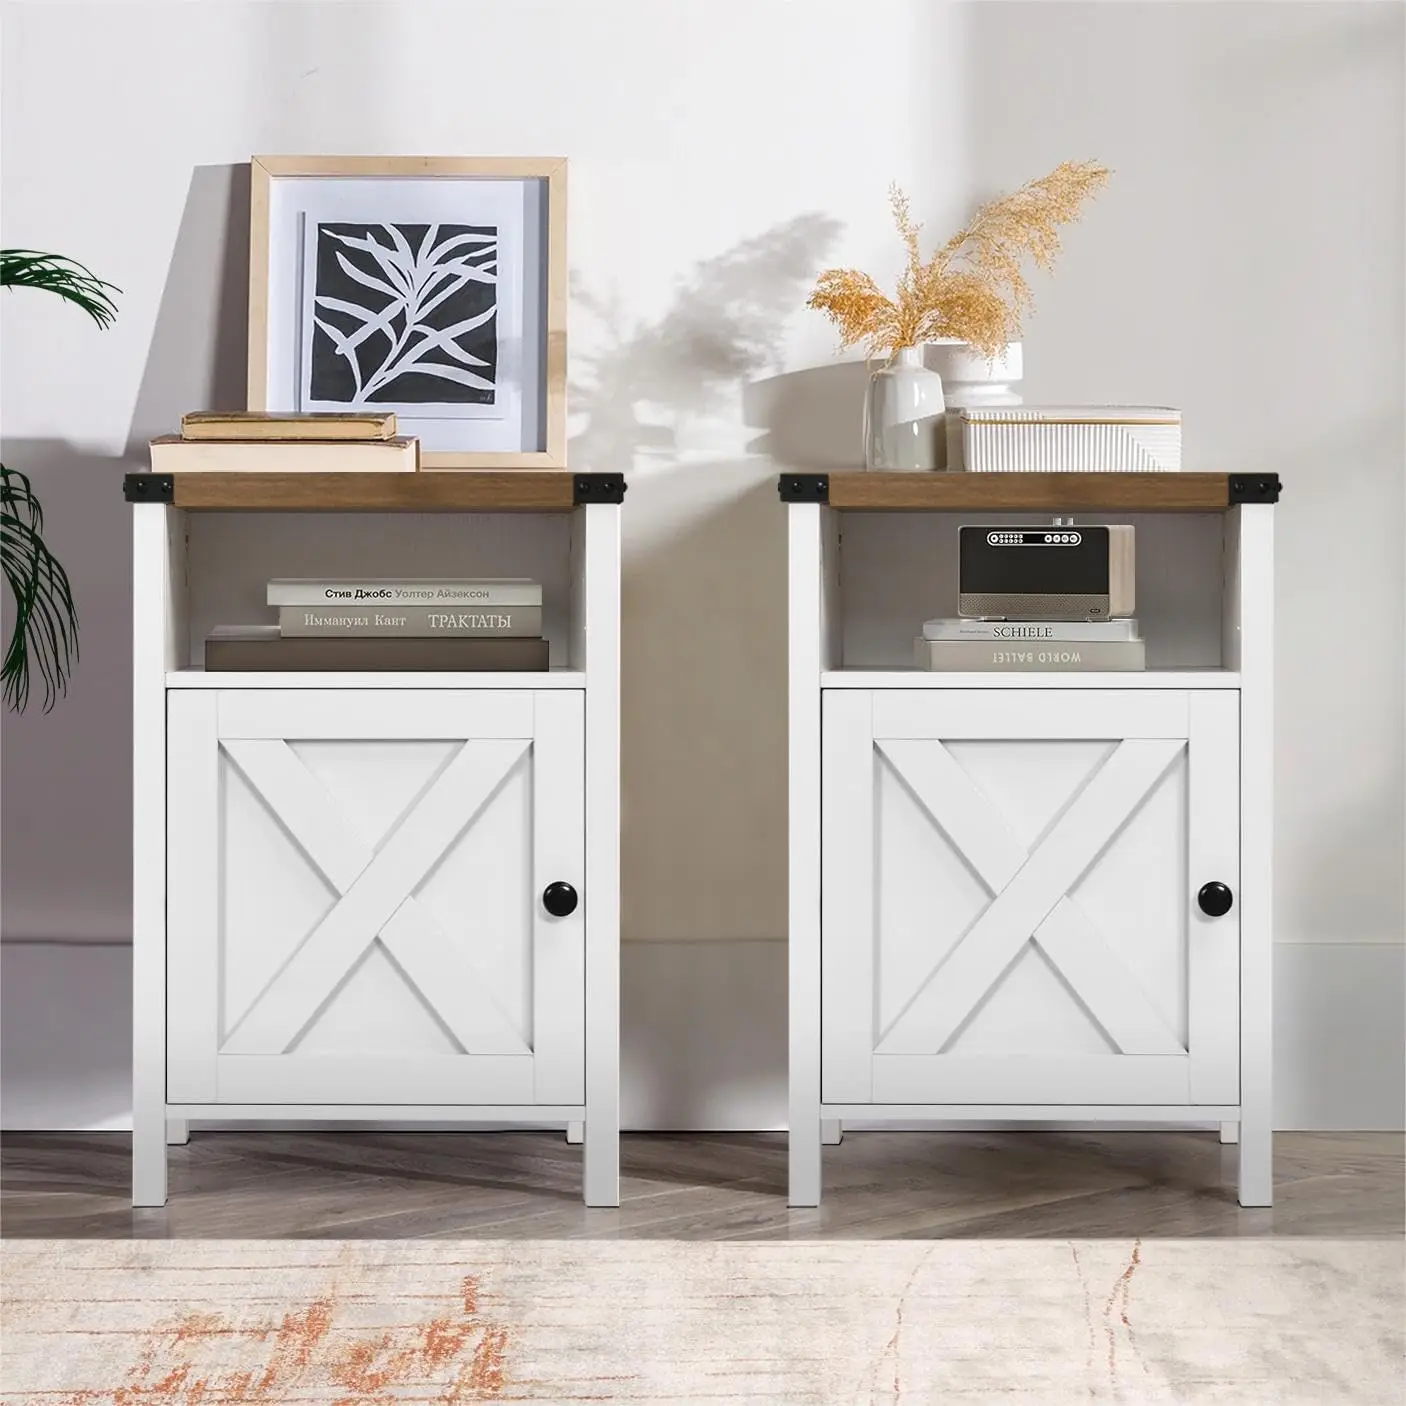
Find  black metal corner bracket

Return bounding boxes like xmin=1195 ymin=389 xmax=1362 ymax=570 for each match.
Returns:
xmin=124 ymin=473 xmax=174 ymax=504
xmin=573 ymin=473 xmax=627 ymax=505
xmin=1227 ymin=473 xmax=1281 ymax=505
xmin=778 ymin=473 xmax=829 ymax=504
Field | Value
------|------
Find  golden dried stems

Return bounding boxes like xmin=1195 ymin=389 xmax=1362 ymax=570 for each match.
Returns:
xmin=807 ymin=161 xmax=1111 ymax=361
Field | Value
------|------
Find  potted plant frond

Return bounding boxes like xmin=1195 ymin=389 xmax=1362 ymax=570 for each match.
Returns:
xmin=807 ymin=161 xmax=1110 ymax=470
xmin=1 ymin=250 xmax=120 ymax=712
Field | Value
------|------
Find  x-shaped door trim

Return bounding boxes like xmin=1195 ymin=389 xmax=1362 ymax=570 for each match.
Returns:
xmin=874 ymin=736 xmax=1186 ymax=1057
xmin=220 ymin=737 xmax=532 ymax=1057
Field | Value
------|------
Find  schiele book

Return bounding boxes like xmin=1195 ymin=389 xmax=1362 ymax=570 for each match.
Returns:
xmin=205 ymin=627 xmax=549 ymax=672
xmin=180 ymin=411 xmax=398 ymax=441
xmin=267 ymin=578 xmax=543 ymax=607
xmin=923 ymin=617 xmax=1141 ymax=643
xmin=148 ymin=436 xmax=418 ymax=473
xmin=279 ymin=605 xmax=543 ymax=637
xmin=915 ymin=637 xmax=1146 ymax=672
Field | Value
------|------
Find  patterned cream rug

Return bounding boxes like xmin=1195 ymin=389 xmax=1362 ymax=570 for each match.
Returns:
xmin=2 ymin=1239 xmax=1401 ymax=1403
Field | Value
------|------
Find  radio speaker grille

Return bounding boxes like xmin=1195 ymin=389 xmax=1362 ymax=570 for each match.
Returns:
xmin=959 ymin=591 xmax=1115 ymax=620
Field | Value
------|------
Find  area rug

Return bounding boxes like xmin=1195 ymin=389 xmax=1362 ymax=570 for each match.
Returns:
xmin=2 ymin=1239 xmax=1401 ymax=1403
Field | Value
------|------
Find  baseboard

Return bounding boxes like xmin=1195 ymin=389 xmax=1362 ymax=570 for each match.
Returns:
xmin=3 ymin=939 xmax=1401 ymax=1132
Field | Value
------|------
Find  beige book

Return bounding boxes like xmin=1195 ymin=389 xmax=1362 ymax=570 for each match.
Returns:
xmin=149 ymin=436 xmax=419 ymax=473
xmin=205 ymin=627 xmax=548 ymax=672
xmin=180 ymin=411 xmax=397 ymax=441
xmin=915 ymin=636 xmax=1147 ymax=671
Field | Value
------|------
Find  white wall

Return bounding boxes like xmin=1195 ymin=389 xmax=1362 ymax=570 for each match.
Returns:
xmin=2 ymin=1 xmax=1402 ymax=1127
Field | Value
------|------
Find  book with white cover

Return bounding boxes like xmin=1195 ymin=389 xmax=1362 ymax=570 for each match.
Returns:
xmin=955 ymin=405 xmax=1181 ymax=473
xmin=923 ymin=617 xmax=1141 ymax=642
xmin=915 ymin=636 xmax=1146 ymax=671
xmin=267 ymin=578 xmax=543 ymax=607
xmin=149 ymin=435 xmax=418 ymax=473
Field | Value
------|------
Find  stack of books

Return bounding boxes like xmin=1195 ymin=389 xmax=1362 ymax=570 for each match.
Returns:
xmin=916 ymin=616 xmax=1145 ymax=672
xmin=205 ymin=578 xmax=549 ymax=672
xmin=150 ymin=411 xmax=419 ymax=473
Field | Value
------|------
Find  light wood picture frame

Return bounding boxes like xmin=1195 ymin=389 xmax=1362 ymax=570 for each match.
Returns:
xmin=248 ymin=156 xmax=567 ymax=470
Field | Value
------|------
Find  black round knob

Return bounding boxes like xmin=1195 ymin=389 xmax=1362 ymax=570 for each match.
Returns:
xmin=542 ymin=881 xmax=578 ymax=918
xmin=1197 ymin=881 xmax=1233 ymax=917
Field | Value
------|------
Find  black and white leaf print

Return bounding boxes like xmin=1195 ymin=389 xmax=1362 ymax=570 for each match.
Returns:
xmin=309 ymin=222 xmax=498 ymax=405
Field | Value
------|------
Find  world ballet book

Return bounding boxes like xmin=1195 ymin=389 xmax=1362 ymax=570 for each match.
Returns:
xmin=915 ymin=637 xmax=1146 ymax=671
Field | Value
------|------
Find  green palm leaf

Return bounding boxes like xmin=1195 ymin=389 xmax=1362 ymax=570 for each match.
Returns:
xmin=1 ymin=249 xmax=119 ymax=328
xmin=1 ymin=464 xmax=77 ymax=713
xmin=1 ymin=247 xmax=119 ymax=712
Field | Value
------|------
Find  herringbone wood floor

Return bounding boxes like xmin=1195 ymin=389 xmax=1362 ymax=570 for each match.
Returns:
xmin=2 ymin=1130 xmax=1399 ymax=1239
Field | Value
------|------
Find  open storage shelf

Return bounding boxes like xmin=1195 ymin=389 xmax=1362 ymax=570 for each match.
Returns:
xmin=160 ymin=506 xmax=588 ymax=678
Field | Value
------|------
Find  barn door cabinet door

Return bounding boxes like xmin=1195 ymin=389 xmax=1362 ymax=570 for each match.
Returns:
xmin=821 ymin=689 xmax=1240 ymax=1107
xmin=166 ymin=689 xmax=584 ymax=1107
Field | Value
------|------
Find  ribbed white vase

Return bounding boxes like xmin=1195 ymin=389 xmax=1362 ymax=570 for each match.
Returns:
xmin=924 ymin=340 xmax=1022 ymax=470
xmin=925 ymin=339 xmax=1023 ymax=407
xmin=863 ymin=345 xmax=947 ymax=472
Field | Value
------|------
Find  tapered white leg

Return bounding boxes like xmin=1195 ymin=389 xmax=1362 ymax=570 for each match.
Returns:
xmin=132 ymin=1119 xmax=168 ymax=1206
xmin=821 ymin=1119 xmax=843 ymax=1145
xmin=166 ymin=1118 xmax=190 ymax=1146
xmin=1219 ymin=1121 xmax=1239 ymax=1144
xmin=583 ymin=1116 xmax=619 ymax=1207
xmin=789 ymin=1113 xmax=822 ymax=1206
xmin=566 ymin=1120 xmax=584 ymax=1145
xmin=1238 ymin=1115 xmax=1272 ymax=1206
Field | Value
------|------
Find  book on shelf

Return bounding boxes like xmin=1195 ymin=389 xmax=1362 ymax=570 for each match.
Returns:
xmin=267 ymin=578 xmax=543 ymax=607
xmin=915 ymin=636 xmax=1146 ymax=672
xmin=204 ymin=626 xmax=549 ymax=672
xmin=923 ymin=617 xmax=1141 ymax=643
xmin=180 ymin=411 xmax=398 ymax=441
xmin=148 ymin=435 xmax=419 ymax=474
xmin=279 ymin=605 xmax=543 ymax=637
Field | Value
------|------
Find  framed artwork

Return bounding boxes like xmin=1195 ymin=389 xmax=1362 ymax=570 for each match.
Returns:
xmin=247 ymin=156 xmax=567 ymax=469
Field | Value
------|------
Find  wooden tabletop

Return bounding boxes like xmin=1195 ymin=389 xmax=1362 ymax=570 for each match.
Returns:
xmin=779 ymin=471 xmax=1280 ymax=512
xmin=125 ymin=471 xmax=622 ymax=512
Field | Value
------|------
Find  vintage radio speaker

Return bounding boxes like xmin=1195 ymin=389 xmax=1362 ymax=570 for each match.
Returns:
xmin=957 ymin=522 xmax=1135 ymax=620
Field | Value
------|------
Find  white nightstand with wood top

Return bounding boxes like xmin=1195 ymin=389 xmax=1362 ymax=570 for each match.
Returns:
xmin=783 ymin=470 xmax=1278 ymax=1208
xmin=127 ymin=469 xmax=624 ymax=1207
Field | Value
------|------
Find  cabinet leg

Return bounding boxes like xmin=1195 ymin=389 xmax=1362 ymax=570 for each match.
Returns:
xmin=565 ymin=1120 xmax=584 ymax=1146
xmin=821 ymin=1118 xmax=843 ymax=1145
xmin=132 ymin=1116 xmax=168 ymax=1207
xmin=789 ymin=1112 xmax=822 ymax=1207
xmin=166 ymin=1118 xmax=190 ymax=1146
xmin=1237 ymin=1115 xmax=1272 ymax=1207
xmin=1219 ymin=1121 xmax=1239 ymax=1145
xmin=583 ymin=1117 xmax=619 ymax=1207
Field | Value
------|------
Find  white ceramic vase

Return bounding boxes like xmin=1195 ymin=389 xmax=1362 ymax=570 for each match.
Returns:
xmin=924 ymin=340 xmax=1023 ymax=470
xmin=863 ymin=345 xmax=947 ymax=472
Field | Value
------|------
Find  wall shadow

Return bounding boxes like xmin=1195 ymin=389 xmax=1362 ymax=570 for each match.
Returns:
xmin=126 ymin=162 xmax=250 ymax=451
xmin=3 ymin=164 xmax=250 ymax=943
xmin=569 ymin=212 xmax=841 ymax=473
xmin=742 ymin=360 xmax=872 ymax=469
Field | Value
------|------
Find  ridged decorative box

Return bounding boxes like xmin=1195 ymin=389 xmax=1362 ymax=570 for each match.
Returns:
xmin=956 ymin=405 xmax=1182 ymax=473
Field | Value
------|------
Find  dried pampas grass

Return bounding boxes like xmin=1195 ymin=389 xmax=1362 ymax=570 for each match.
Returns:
xmin=807 ymin=161 xmax=1111 ymax=361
